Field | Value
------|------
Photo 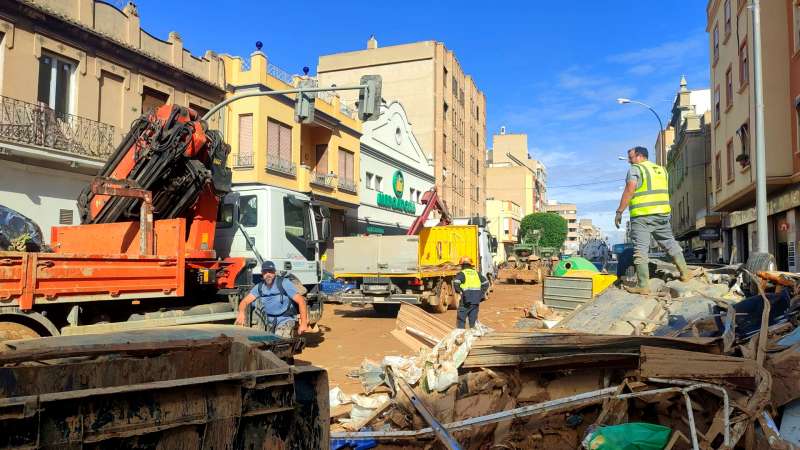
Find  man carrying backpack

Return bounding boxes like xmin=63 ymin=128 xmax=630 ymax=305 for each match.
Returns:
xmin=235 ymin=260 xmax=309 ymax=337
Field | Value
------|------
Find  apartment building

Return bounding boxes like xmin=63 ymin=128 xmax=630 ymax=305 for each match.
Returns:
xmin=708 ymin=0 xmax=798 ymax=269
xmin=545 ymin=201 xmax=578 ymax=256
xmin=0 ymin=0 xmax=225 ymax=240
xmin=577 ymin=219 xmax=603 ymax=245
xmin=221 ymin=50 xmax=362 ymax=264
xmin=486 ymin=130 xmax=548 ymax=216
xmin=662 ymin=77 xmax=718 ymax=261
xmin=486 ymin=199 xmax=522 ymax=265
xmin=317 ymin=38 xmax=487 ymax=217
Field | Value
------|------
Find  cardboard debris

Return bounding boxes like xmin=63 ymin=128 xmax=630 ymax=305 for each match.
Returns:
xmin=331 ymin=268 xmax=800 ymax=450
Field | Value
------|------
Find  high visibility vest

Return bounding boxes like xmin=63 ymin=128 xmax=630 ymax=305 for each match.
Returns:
xmin=460 ymin=268 xmax=482 ymax=290
xmin=629 ymin=160 xmax=671 ymax=218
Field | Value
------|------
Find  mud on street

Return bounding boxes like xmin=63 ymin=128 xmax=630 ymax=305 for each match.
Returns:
xmin=300 ymin=283 xmax=541 ymax=392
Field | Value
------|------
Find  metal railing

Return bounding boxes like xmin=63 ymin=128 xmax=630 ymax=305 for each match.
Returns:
xmin=0 ymin=95 xmax=116 ymax=160
xmin=266 ymin=156 xmax=296 ymax=176
xmin=310 ymin=171 xmax=335 ymax=188
xmin=268 ymin=63 xmax=295 ymax=86
xmin=232 ymin=152 xmax=253 ymax=168
xmin=337 ymin=177 xmax=357 ymax=193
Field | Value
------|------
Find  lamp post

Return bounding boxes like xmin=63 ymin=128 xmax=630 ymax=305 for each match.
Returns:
xmin=617 ymin=98 xmax=665 ymax=164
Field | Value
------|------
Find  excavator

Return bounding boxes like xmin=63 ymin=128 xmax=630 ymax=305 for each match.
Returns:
xmin=0 ymin=104 xmax=324 ymax=339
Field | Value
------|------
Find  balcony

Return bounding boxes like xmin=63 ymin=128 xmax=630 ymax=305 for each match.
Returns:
xmin=310 ymin=171 xmax=335 ymax=188
xmin=0 ymin=95 xmax=116 ymax=161
xmin=265 ymin=157 xmax=296 ymax=177
xmin=337 ymin=177 xmax=357 ymax=193
xmin=232 ymin=152 xmax=254 ymax=168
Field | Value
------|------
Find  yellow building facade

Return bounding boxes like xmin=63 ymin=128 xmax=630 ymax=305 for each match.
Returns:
xmin=486 ymin=199 xmax=521 ymax=265
xmin=220 ymin=51 xmax=362 ymax=243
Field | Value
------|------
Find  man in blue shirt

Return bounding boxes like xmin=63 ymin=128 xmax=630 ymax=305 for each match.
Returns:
xmin=235 ymin=260 xmax=309 ymax=338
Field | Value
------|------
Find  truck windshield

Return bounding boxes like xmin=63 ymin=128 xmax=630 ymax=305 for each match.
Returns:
xmin=284 ymin=197 xmax=313 ymax=260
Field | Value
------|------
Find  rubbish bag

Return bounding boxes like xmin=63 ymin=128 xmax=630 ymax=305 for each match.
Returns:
xmin=0 ymin=204 xmax=50 ymax=252
xmin=582 ymin=423 xmax=672 ymax=450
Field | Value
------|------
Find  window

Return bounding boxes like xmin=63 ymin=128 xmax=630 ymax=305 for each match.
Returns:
xmin=315 ymin=144 xmax=328 ymax=173
xmin=267 ymin=119 xmax=292 ymax=162
xmin=713 ymin=23 xmax=719 ymax=63
xmin=366 ymin=172 xmax=374 ymax=189
xmin=239 ymin=195 xmax=257 ymax=227
xmin=237 ymin=114 xmax=253 ymax=166
xmin=37 ymin=53 xmax=75 ymax=115
xmin=739 ymin=40 xmax=749 ymax=88
xmin=338 ymin=148 xmax=354 ymax=183
xmin=283 ymin=197 xmax=313 ymax=260
xmin=737 ymin=122 xmax=751 ymax=165
xmin=714 ymin=87 xmax=721 ymax=124
xmin=796 ymin=102 xmax=800 ymax=152
xmin=715 ymin=153 xmax=722 ymax=189
xmin=724 ymin=0 xmax=732 ymax=36
xmin=725 ymin=66 xmax=733 ymax=108
xmin=189 ymin=103 xmax=209 ymax=118
xmin=141 ymin=86 xmax=169 ymax=115
xmin=375 ymin=175 xmax=383 ymax=192
xmin=443 ymin=102 xmax=449 ymax=121
xmin=726 ymin=139 xmax=735 ymax=182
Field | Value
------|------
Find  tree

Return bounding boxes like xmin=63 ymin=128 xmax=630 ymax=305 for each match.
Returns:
xmin=520 ymin=213 xmax=567 ymax=250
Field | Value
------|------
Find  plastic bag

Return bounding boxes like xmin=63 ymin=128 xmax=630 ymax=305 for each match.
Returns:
xmin=582 ymin=423 xmax=672 ymax=450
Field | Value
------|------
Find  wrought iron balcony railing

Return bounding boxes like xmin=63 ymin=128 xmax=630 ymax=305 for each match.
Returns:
xmin=337 ymin=177 xmax=357 ymax=193
xmin=266 ymin=157 xmax=296 ymax=177
xmin=232 ymin=152 xmax=254 ymax=168
xmin=0 ymin=95 xmax=116 ymax=160
xmin=310 ymin=171 xmax=335 ymax=188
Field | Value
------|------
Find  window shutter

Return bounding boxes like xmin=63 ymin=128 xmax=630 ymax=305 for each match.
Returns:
xmin=238 ymin=114 xmax=253 ymax=159
xmin=279 ymin=123 xmax=291 ymax=162
xmin=267 ymin=120 xmax=279 ymax=159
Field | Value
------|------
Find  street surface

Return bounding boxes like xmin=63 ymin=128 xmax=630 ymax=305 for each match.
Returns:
xmin=299 ymin=283 xmax=543 ymax=391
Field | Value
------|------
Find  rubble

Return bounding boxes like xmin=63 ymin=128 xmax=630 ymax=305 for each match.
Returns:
xmin=330 ymin=266 xmax=800 ymax=449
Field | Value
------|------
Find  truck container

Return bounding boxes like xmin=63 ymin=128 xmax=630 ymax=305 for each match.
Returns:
xmin=333 ymin=225 xmax=480 ymax=314
xmin=0 ymin=325 xmax=329 ymax=448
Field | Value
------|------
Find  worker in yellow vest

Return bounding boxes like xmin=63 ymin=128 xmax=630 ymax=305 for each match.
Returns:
xmin=453 ymin=256 xmax=490 ymax=329
xmin=615 ymin=146 xmax=694 ymax=294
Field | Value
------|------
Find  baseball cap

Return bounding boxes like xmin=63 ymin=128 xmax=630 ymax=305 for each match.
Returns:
xmin=261 ymin=260 xmax=277 ymax=272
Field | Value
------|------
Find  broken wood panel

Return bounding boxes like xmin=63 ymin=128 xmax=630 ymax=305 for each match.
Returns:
xmin=639 ymin=346 xmax=758 ymax=388
xmin=392 ymin=303 xmax=452 ymax=351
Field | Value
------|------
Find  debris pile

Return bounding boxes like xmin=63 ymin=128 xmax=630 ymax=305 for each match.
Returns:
xmin=331 ymin=265 xmax=800 ymax=449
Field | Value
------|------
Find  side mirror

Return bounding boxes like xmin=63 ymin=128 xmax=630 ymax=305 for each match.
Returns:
xmin=321 ymin=217 xmax=331 ymax=241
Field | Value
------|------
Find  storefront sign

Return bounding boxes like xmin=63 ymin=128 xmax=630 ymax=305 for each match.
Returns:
xmin=366 ymin=225 xmax=385 ymax=234
xmin=377 ymin=192 xmax=416 ymax=213
xmin=392 ymin=170 xmax=404 ymax=198
xmin=727 ymin=184 xmax=800 ymax=229
xmin=699 ymin=227 xmax=721 ymax=241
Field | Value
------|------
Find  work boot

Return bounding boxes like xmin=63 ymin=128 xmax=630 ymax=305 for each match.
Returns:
xmin=672 ymin=253 xmax=697 ymax=282
xmin=624 ymin=262 xmax=651 ymax=295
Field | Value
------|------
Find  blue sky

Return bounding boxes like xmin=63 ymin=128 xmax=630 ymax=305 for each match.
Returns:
xmin=130 ymin=0 xmax=710 ymax=243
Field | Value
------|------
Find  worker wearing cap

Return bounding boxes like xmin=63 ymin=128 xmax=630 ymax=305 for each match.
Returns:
xmin=452 ymin=256 xmax=490 ymax=329
xmin=615 ymin=146 xmax=694 ymax=294
xmin=235 ymin=260 xmax=309 ymax=337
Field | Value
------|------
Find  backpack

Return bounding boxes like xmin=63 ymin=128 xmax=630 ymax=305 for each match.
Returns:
xmin=257 ymin=276 xmax=299 ymax=318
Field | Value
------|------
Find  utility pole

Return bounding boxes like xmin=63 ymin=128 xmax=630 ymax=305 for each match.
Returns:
xmin=751 ymin=0 xmax=768 ymax=252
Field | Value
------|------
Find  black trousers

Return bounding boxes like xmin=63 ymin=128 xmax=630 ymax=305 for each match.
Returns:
xmin=456 ymin=300 xmax=480 ymax=329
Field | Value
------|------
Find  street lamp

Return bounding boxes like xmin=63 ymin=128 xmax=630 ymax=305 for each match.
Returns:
xmin=616 ymin=98 xmax=665 ymax=164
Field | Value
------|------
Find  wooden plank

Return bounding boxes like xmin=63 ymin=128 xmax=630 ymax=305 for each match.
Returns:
xmin=392 ymin=303 xmax=451 ymax=351
xmin=639 ymin=346 xmax=757 ymax=388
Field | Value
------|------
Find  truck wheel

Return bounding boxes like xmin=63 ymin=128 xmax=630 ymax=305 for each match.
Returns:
xmin=372 ymin=304 xmax=400 ymax=316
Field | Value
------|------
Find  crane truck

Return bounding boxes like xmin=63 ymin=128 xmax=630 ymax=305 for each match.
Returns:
xmin=0 ymin=105 xmax=329 ymax=340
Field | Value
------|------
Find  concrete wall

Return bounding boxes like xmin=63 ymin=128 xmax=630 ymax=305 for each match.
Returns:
xmin=486 ymin=166 xmax=534 ymax=215
xmin=0 ymin=160 xmax=91 ymax=242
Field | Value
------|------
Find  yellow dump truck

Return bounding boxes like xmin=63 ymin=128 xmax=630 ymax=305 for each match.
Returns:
xmin=332 ymin=225 xmax=480 ymax=314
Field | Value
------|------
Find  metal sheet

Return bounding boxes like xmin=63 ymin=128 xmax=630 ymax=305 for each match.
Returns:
xmin=543 ymin=276 xmax=593 ymax=311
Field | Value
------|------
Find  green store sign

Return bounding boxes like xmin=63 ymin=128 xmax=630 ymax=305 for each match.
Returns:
xmin=377 ymin=192 xmax=416 ymax=214
xmin=392 ymin=170 xmax=404 ymax=198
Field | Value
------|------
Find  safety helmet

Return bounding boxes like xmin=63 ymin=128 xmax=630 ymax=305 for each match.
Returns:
xmin=459 ymin=256 xmax=473 ymax=266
